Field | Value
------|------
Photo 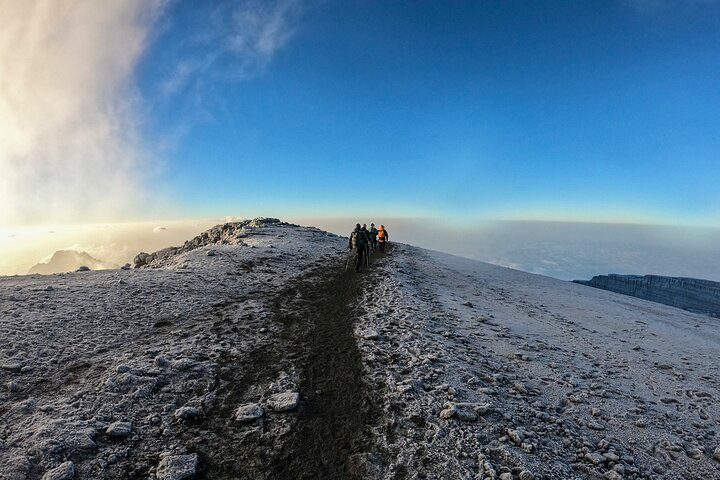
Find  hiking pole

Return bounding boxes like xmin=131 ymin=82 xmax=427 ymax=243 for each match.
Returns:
xmin=345 ymin=254 xmax=350 ymax=272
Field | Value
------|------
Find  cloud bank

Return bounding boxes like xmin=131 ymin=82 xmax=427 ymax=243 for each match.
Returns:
xmin=0 ymin=0 xmax=166 ymax=226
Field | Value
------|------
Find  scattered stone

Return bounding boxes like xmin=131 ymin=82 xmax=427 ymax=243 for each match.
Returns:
xmin=121 ymin=263 xmax=131 ymax=270
xmin=174 ymin=406 xmax=201 ymax=420
xmin=462 ymin=301 xmax=474 ymax=308
xmin=45 ymin=286 xmax=54 ymax=292
xmin=360 ymin=329 xmax=380 ymax=340
xmin=41 ymin=461 xmax=74 ymax=480
xmin=603 ymin=452 xmax=619 ymax=462
xmin=477 ymin=453 xmax=497 ymax=478
xmin=76 ymin=266 xmax=90 ymax=272
xmin=156 ymin=453 xmax=198 ymax=480
xmin=267 ymin=392 xmax=299 ymax=412
xmin=521 ymin=442 xmax=535 ymax=453
xmin=439 ymin=402 xmax=490 ymax=422
xmin=106 ymin=421 xmax=132 ymax=437
xmin=507 ymin=428 xmax=525 ymax=445
xmin=439 ymin=406 xmax=455 ymax=419
xmin=1 ymin=362 xmax=23 ymax=372
xmin=206 ymin=250 xmax=217 ymax=257
xmin=686 ymin=447 xmax=703 ymax=460
xmin=588 ymin=421 xmax=606 ymax=431
xmin=714 ymin=446 xmax=720 ymax=461
xmin=235 ymin=403 xmax=264 ymax=422
xmin=519 ymin=471 xmax=535 ymax=480
xmin=603 ymin=471 xmax=622 ymax=480
xmin=585 ymin=452 xmax=606 ymax=465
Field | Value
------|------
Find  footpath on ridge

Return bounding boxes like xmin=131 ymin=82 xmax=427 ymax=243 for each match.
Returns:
xmin=270 ymin=250 xmax=380 ymax=479
xmin=185 ymin=247 xmax=383 ymax=479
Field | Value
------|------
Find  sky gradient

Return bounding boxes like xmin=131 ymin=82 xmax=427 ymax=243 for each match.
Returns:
xmin=1 ymin=0 xmax=719 ymax=227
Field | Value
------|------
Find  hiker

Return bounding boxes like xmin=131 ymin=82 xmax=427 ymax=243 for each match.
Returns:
xmin=377 ymin=224 xmax=389 ymax=252
xmin=348 ymin=223 xmax=368 ymax=272
xmin=369 ymin=223 xmax=378 ymax=252
xmin=361 ymin=224 xmax=372 ymax=260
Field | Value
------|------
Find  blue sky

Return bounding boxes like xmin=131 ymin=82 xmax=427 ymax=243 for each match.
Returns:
xmin=2 ymin=0 xmax=719 ymax=226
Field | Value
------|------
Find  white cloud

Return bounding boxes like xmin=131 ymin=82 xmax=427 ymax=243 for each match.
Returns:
xmin=0 ymin=0 xmax=167 ymax=226
xmin=161 ymin=0 xmax=303 ymax=96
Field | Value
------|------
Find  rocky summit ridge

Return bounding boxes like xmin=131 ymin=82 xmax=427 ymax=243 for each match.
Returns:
xmin=133 ymin=217 xmax=285 ymax=268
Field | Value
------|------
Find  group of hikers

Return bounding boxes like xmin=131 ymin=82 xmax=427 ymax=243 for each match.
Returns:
xmin=348 ymin=223 xmax=389 ymax=272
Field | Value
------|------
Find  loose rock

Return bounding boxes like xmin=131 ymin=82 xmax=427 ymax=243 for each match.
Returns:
xmin=235 ymin=403 xmax=264 ymax=422
xmin=41 ymin=461 xmax=74 ymax=480
xmin=156 ymin=453 xmax=198 ymax=480
xmin=519 ymin=471 xmax=535 ymax=480
xmin=267 ymin=392 xmax=299 ymax=412
xmin=174 ymin=406 xmax=201 ymax=420
xmin=106 ymin=421 xmax=132 ymax=437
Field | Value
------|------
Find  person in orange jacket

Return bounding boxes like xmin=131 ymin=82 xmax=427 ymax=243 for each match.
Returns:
xmin=377 ymin=224 xmax=389 ymax=252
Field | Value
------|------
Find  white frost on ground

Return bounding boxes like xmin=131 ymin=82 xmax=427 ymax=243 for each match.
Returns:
xmin=357 ymin=245 xmax=720 ymax=479
xmin=1 ymin=220 xmax=719 ymax=479
xmin=0 ymin=220 xmax=345 ymax=479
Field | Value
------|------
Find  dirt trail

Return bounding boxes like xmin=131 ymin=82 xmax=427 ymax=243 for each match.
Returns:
xmin=274 ymin=255 xmax=378 ymax=479
xmin=177 ymin=253 xmax=378 ymax=479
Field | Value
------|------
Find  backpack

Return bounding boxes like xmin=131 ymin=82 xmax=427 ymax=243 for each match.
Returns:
xmin=378 ymin=229 xmax=386 ymax=240
xmin=351 ymin=230 xmax=366 ymax=250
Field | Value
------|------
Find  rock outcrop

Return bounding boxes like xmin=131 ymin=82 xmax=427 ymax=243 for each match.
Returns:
xmin=574 ymin=274 xmax=720 ymax=317
xmin=134 ymin=217 xmax=283 ymax=268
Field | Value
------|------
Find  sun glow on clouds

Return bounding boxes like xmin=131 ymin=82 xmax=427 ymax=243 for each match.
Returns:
xmin=0 ymin=0 xmax=167 ymax=226
xmin=0 ymin=0 xmax=304 ymax=228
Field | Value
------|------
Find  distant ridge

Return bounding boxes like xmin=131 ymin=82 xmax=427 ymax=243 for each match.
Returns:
xmin=29 ymin=250 xmax=117 ymax=274
xmin=574 ymin=274 xmax=720 ymax=317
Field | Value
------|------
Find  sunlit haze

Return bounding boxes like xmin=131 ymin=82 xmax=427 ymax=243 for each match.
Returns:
xmin=1 ymin=1 xmax=719 ymax=278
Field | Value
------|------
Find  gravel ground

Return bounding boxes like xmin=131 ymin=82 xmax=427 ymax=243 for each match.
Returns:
xmin=1 ymin=220 xmax=719 ymax=479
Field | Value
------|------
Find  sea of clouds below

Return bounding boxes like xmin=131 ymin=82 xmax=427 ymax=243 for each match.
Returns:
xmin=308 ymin=219 xmax=720 ymax=283
xmin=1 ymin=218 xmax=719 ymax=283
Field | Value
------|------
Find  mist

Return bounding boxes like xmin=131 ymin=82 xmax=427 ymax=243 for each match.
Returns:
xmin=0 ymin=0 xmax=166 ymax=226
xmin=0 ymin=219 xmax=215 ymax=276
xmin=2 ymin=216 xmax=719 ymax=281
xmin=296 ymin=217 xmax=720 ymax=282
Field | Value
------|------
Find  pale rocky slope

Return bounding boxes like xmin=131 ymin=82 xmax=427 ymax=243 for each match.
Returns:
xmin=1 ymin=220 xmax=719 ymax=480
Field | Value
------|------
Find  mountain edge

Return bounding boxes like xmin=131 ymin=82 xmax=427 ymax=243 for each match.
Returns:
xmin=573 ymin=274 xmax=720 ymax=317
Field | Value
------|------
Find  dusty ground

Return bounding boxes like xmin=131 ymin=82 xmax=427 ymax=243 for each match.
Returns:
xmin=2 ymin=221 xmax=719 ymax=480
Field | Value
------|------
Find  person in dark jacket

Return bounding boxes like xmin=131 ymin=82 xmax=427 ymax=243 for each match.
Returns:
xmin=361 ymin=224 xmax=372 ymax=259
xmin=348 ymin=223 xmax=368 ymax=272
xmin=369 ymin=223 xmax=378 ymax=252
